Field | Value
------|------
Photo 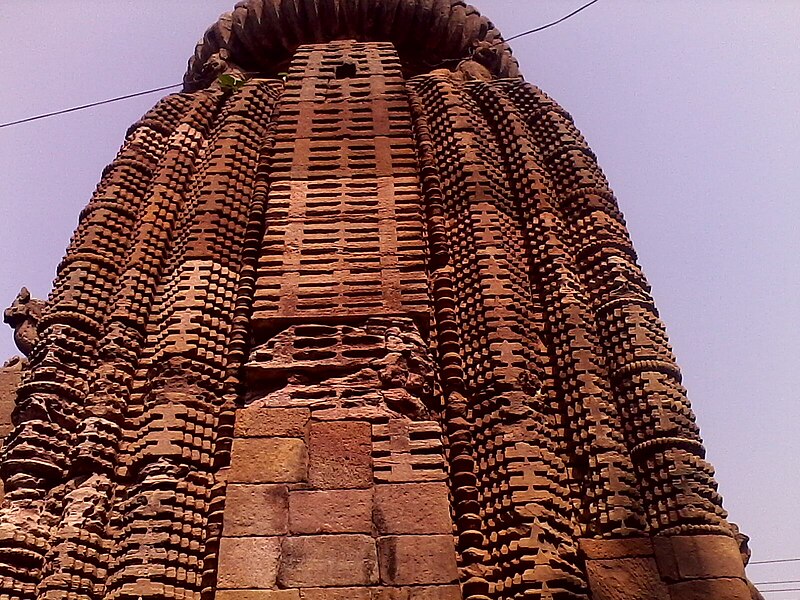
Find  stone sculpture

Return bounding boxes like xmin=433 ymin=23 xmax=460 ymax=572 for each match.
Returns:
xmin=0 ymin=1 xmax=759 ymax=599
xmin=3 ymin=287 xmax=44 ymax=357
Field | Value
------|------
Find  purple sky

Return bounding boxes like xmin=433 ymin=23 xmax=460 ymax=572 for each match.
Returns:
xmin=1 ymin=1 xmax=798 ymax=594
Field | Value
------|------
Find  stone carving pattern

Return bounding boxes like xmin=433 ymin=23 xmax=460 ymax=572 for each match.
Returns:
xmin=0 ymin=4 xmax=757 ymax=600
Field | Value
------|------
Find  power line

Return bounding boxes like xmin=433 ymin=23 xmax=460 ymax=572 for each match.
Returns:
xmin=0 ymin=83 xmax=182 ymax=130
xmin=761 ymin=589 xmax=800 ymax=594
xmin=752 ymin=558 xmax=800 ymax=566
xmin=1 ymin=1 xmax=603 ymax=130
xmin=505 ymin=0 xmax=602 ymax=42
xmin=757 ymin=580 xmax=800 ymax=586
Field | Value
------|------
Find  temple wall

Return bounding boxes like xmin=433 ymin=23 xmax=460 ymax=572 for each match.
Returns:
xmin=213 ymin=41 xmax=459 ymax=598
xmin=0 ymin=5 xmax=759 ymax=596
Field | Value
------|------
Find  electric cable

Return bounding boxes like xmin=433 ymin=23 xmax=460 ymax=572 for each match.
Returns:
xmin=0 ymin=83 xmax=182 ymax=130
xmin=752 ymin=558 xmax=800 ymax=566
xmin=1 ymin=0 xmax=603 ymax=130
xmin=504 ymin=0 xmax=601 ymax=42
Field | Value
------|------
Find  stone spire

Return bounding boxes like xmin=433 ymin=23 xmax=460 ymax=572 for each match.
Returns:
xmin=0 ymin=2 xmax=757 ymax=599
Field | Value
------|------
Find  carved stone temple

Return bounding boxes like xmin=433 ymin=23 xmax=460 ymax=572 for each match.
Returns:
xmin=0 ymin=2 xmax=760 ymax=599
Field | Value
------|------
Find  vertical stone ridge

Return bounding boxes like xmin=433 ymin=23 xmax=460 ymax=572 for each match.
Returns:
xmin=494 ymin=80 xmax=730 ymax=538
xmin=203 ymin=90 xmax=282 ymax=600
xmin=409 ymin=73 xmax=593 ymax=600
xmin=0 ymin=91 xmax=202 ymax=600
xmin=101 ymin=81 xmax=282 ymax=600
xmin=34 ymin=88 xmax=227 ymax=600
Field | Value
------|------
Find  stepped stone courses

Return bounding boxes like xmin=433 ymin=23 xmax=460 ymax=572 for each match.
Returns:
xmin=0 ymin=1 xmax=760 ymax=599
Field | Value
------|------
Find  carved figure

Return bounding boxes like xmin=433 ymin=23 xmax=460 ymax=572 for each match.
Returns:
xmin=3 ymin=287 xmax=44 ymax=357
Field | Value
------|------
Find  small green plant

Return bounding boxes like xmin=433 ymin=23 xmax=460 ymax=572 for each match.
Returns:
xmin=217 ymin=73 xmax=247 ymax=92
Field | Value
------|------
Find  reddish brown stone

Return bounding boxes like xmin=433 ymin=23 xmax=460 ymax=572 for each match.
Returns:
xmin=224 ymin=484 xmax=288 ymax=536
xmin=300 ymin=588 xmax=371 ymax=600
xmin=374 ymin=483 xmax=452 ymax=535
xmin=668 ymin=578 xmax=752 ymax=600
xmin=230 ymin=437 xmax=308 ymax=484
xmin=377 ymin=535 xmax=458 ymax=586
xmin=0 ymin=359 xmax=22 ymax=438
xmin=279 ymin=535 xmax=378 ymax=588
xmin=217 ymin=537 xmax=281 ymax=589
xmin=670 ymin=535 xmax=747 ymax=580
xmin=654 ymin=534 xmax=747 ymax=582
xmin=579 ymin=537 xmax=656 ymax=560
xmin=308 ymin=420 xmax=372 ymax=489
xmin=0 ymin=10 xmax=760 ymax=600
xmin=372 ymin=587 xmax=462 ymax=599
xmin=289 ymin=489 xmax=372 ymax=534
xmin=235 ymin=406 xmax=310 ymax=438
xmin=406 ymin=587 xmax=463 ymax=600
xmin=217 ymin=592 xmax=300 ymax=600
xmin=585 ymin=557 xmax=670 ymax=600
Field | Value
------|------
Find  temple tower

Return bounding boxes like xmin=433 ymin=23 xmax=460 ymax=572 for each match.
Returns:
xmin=0 ymin=2 xmax=758 ymax=599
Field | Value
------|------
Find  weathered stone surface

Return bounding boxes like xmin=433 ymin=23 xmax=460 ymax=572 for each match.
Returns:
xmin=580 ymin=537 xmax=655 ymax=560
xmin=289 ymin=489 xmax=372 ymax=534
xmin=655 ymin=534 xmax=747 ymax=581
xmin=230 ymin=437 xmax=308 ymax=483
xmin=0 ymin=358 xmax=22 ymax=438
xmin=299 ymin=588 xmax=371 ymax=600
xmin=377 ymin=535 xmax=459 ymax=586
xmin=374 ymin=483 xmax=452 ymax=535
xmin=308 ymin=421 xmax=372 ymax=489
xmin=585 ymin=557 xmax=670 ymax=600
xmin=668 ymin=577 xmax=752 ymax=600
xmin=217 ymin=537 xmax=281 ymax=589
xmin=669 ymin=535 xmax=745 ymax=579
xmin=218 ymin=591 xmax=301 ymax=600
xmin=236 ymin=406 xmax=310 ymax=438
xmin=224 ymin=484 xmax=289 ymax=536
xmin=279 ymin=535 xmax=379 ymax=587
xmin=372 ymin=587 xmax=463 ymax=599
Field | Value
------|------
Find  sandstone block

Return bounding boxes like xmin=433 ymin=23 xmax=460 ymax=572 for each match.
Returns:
xmin=217 ymin=591 xmax=300 ymax=600
xmin=0 ymin=360 xmax=21 ymax=436
xmin=308 ymin=421 xmax=372 ymax=489
xmin=585 ymin=557 xmax=670 ymax=600
xmin=654 ymin=534 xmax=746 ymax=582
xmin=236 ymin=407 xmax=310 ymax=438
xmin=279 ymin=534 xmax=378 ymax=588
xmin=300 ymin=588 xmax=371 ymax=600
xmin=374 ymin=482 xmax=452 ymax=535
xmin=671 ymin=535 xmax=747 ymax=580
xmin=289 ymin=489 xmax=372 ymax=534
xmin=372 ymin=586 xmax=462 ymax=599
xmin=377 ymin=535 xmax=458 ymax=586
xmin=406 ymin=587 xmax=463 ymax=600
xmin=579 ymin=537 xmax=655 ymax=560
xmin=230 ymin=437 xmax=308 ymax=483
xmin=217 ymin=537 xmax=281 ymax=589
xmin=224 ymin=484 xmax=288 ymax=536
xmin=668 ymin=577 xmax=752 ymax=600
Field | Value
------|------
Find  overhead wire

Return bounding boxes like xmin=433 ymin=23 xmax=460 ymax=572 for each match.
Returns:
xmin=752 ymin=558 xmax=800 ymax=566
xmin=504 ymin=0 xmax=601 ymax=42
xmin=0 ymin=83 xmax=182 ymax=130
xmin=0 ymin=0 xmax=602 ymax=130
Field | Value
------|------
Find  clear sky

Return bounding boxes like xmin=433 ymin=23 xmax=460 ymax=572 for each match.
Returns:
xmin=1 ymin=1 xmax=798 ymax=595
